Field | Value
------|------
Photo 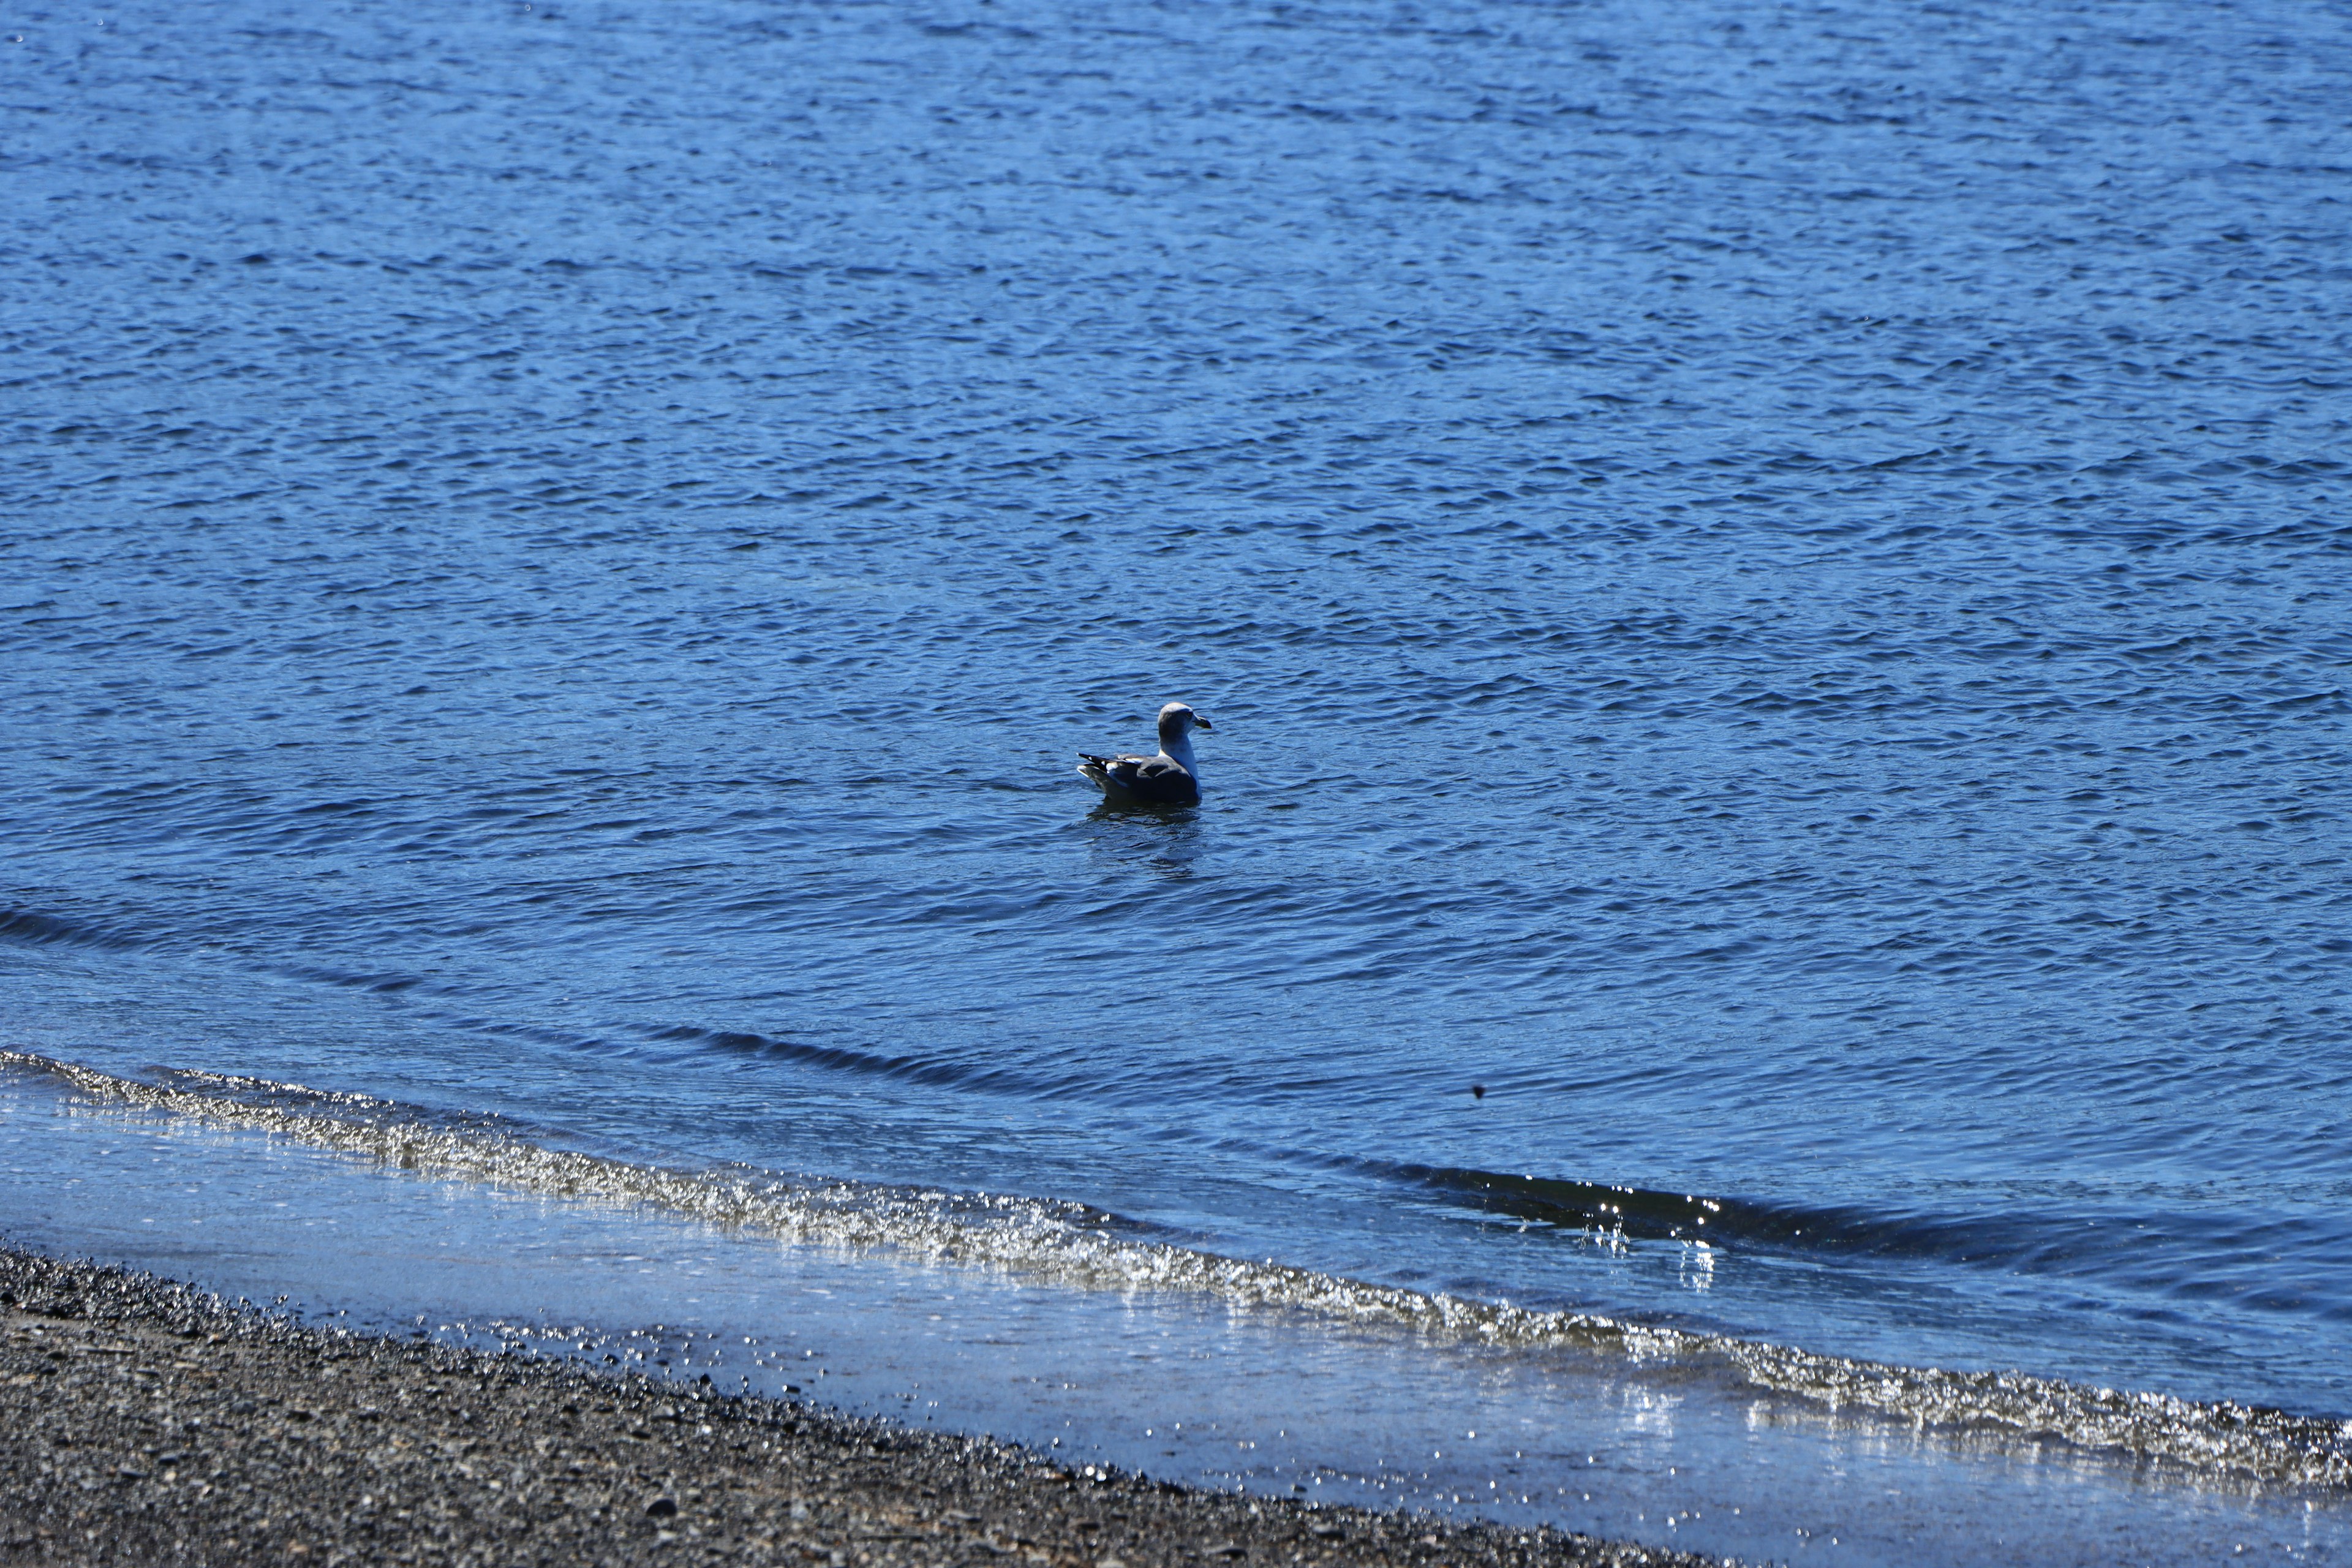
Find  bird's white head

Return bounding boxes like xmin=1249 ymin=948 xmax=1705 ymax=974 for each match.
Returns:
xmin=1157 ymin=701 xmax=1211 ymax=765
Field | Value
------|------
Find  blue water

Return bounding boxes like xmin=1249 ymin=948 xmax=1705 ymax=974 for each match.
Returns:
xmin=12 ymin=1074 xmax=2351 ymax=1568
xmin=6 ymin=0 xmax=2351 ymax=1512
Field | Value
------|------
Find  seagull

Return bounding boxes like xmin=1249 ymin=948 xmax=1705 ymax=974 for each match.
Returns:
xmin=1077 ymin=701 xmax=1213 ymax=808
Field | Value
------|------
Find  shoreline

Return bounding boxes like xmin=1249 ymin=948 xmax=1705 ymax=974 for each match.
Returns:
xmin=0 ymin=1246 xmax=1728 ymax=1567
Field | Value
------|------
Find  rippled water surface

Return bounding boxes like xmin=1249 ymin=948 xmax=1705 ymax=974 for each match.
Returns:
xmin=6 ymin=0 xmax=2351 ymax=1506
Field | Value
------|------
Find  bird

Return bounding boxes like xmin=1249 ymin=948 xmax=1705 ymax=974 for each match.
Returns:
xmin=1076 ymin=701 xmax=1213 ymax=807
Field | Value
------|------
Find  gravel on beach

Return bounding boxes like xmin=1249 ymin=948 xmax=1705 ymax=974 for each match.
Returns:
xmin=0 ymin=1248 xmax=1732 ymax=1568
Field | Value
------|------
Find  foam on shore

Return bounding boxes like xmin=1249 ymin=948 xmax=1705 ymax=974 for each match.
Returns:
xmin=7 ymin=1047 xmax=2346 ymax=1491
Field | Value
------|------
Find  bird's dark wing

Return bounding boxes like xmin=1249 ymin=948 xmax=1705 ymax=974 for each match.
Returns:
xmin=1077 ymin=752 xmax=1198 ymax=806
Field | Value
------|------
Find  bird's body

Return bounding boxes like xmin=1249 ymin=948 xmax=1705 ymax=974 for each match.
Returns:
xmin=1077 ymin=702 xmax=1213 ymax=807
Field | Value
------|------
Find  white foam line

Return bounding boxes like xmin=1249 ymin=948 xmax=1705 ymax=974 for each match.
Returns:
xmin=7 ymin=1049 xmax=2346 ymax=1488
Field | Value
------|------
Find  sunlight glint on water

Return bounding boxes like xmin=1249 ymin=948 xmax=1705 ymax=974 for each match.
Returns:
xmin=4 ymin=0 xmax=2351 ymax=1559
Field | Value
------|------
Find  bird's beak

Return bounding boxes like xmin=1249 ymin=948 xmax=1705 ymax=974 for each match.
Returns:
xmin=1193 ymin=715 xmax=1213 ymax=731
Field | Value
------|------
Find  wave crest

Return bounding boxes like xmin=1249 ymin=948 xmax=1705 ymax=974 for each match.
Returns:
xmin=6 ymin=1048 xmax=2345 ymax=1489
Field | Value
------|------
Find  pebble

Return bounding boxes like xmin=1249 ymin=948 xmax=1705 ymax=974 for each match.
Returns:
xmin=0 ymin=1245 xmax=1735 ymax=1568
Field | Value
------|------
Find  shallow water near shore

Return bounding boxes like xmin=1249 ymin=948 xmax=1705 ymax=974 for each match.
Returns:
xmin=9 ymin=1063 xmax=2352 ymax=1566
xmin=7 ymin=0 xmax=2352 ymax=1559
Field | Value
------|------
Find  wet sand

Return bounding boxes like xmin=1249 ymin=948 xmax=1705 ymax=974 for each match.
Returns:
xmin=0 ymin=1247 xmax=1727 ymax=1567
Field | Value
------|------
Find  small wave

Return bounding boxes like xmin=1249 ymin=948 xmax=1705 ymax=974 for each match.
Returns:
xmin=1379 ymin=1161 xmax=2051 ymax=1265
xmin=0 ymin=906 xmax=147 ymax=953
xmin=6 ymin=1048 xmax=2346 ymax=1490
xmin=1363 ymin=1162 xmax=2345 ymax=1319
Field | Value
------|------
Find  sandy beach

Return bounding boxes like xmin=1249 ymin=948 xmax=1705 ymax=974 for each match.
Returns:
xmin=0 ymin=1248 xmax=1724 ymax=1568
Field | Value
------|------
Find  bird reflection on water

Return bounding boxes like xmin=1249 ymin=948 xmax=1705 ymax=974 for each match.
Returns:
xmin=1081 ymin=799 xmax=1204 ymax=882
